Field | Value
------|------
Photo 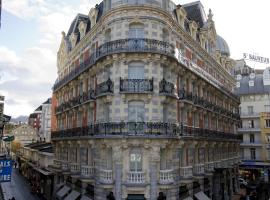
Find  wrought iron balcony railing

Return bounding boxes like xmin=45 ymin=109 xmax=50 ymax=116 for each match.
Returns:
xmin=55 ymin=89 xmax=96 ymax=114
xmin=53 ymin=38 xmax=174 ymax=91
xmin=51 ymin=122 xmax=242 ymax=141
xmin=120 ymin=78 xmax=153 ymax=93
xmin=95 ymin=78 xmax=114 ymax=97
xmin=159 ymin=79 xmax=175 ymax=96
xmin=178 ymin=89 xmax=240 ymax=121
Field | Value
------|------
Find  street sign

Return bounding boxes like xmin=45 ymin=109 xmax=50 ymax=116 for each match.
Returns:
xmin=0 ymin=159 xmax=12 ymax=182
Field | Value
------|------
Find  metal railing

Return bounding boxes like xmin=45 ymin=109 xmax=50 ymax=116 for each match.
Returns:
xmin=96 ymin=79 xmax=114 ymax=97
xmin=193 ymin=164 xmax=205 ymax=175
xmin=120 ymin=78 xmax=153 ymax=93
xmin=53 ymin=38 xmax=174 ymax=91
xmin=159 ymin=79 xmax=175 ymax=96
xmin=51 ymin=122 xmax=242 ymax=141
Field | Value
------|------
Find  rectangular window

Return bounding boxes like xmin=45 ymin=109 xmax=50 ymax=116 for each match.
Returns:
xmin=265 ymin=105 xmax=270 ymax=112
xmin=250 ymin=134 xmax=255 ymax=143
xmin=130 ymin=149 xmax=142 ymax=171
xmin=266 ymin=119 xmax=270 ymax=128
xmin=248 ymin=106 xmax=254 ymax=115
xmin=249 ymin=120 xmax=254 ymax=128
xmin=250 ymin=148 xmax=256 ymax=160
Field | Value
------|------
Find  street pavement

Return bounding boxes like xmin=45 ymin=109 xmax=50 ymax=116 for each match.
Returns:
xmin=1 ymin=168 xmax=40 ymax=200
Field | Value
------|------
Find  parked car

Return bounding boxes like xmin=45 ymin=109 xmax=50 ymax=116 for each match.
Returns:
xmin=238 ymin=178 xmax=248 ymax=186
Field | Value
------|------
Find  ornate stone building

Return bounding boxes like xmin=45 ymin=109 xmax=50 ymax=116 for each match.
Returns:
xmin=51 ymin=1 xmax=241 ymax=200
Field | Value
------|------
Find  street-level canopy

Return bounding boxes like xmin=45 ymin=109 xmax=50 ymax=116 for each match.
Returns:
xmin=194 ymin=191 xmax=211 ymax=200
xmin=64 ymin=190 xmax=80 ymax=200
xmin=56 ymin=185 xmax=71 ymax=199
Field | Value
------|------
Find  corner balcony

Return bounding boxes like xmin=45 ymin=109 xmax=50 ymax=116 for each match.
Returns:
xmin=205 ymin=162 xmax=214 ymax=173
xmin=95 ymin=79 xmax=114 ymax=97
xmin=127 ymin=171 xmax=146 ymax=184
xmin=180 ymin=166 xmax=193 ymax=179
xmin=53 ymin=38 xmax=174 ymax=91
xmin=120 ymin=78 xmax=153 ymax=93
xmin=51 ymin=123 xmax=243 ymax=142
xmin=159 ymin=79 xmax=175 ymax=97
xmin=193 ymin=164 xmax=205 ymax=176
xmin=159 ymin=169 xmax=174 ymax=184
xmin=99 ymin=169 xmax=113 ymax=184
xmin=70 ymin=163 xmax=81 ymax=174
xmin=81 ymin=165 xmax=95 ymax=178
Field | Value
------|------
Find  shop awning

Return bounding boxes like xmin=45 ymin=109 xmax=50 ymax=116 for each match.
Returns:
xmin=183 ymin=197 xmax=193 ymax=200
xmin=56 ymin=185 xmax=71 ymax=199
xmin=64 ymin=190 xmax=80 ymax=200
xmin=80 ymin=195 xmax=93 ymax=200
xmin=194 ymin=191 xmax=211 ymax=200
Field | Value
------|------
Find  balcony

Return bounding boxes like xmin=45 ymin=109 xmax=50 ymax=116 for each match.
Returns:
xmin=120 ymin=78 xmax=153 ymax=93
xmin=238 ymin=128 xmax=261 ymax=132
xmin=81 ymin=165 xmax=95 ymax=178
xmin=99 ymin=169 xmax=113 ymax=184
xmin=159 ymin=169 xmax=174 ymax=184
xmin=240 ymin=112 xmax=260 ymax=118
xmin=205 ymin=162 xmax=214 ymax=173
xmin=180 ymin=166 xmax=193 ymax=179
xmin=127 ymin=171 xmax=145 ymax=184
xmin=51 ymin=123 xmax=242 ymax=142
xmin=214 ymin=161 xmax=221 ymax=169
xmin=178 ymin=89 xmax=240 ymax=121
xmin=159 ymin=79 xmax=175 ymax=97
xmin=53 ymin=38 xmax=174 ymax=91
xmin=70 ymin=163 xmax=81 ymax=174
xmin=55 ymin=89 xmax=95 ymax=114
xmin=193 ymin=164 xmax=205 ymax=175
xmin=61 ymin=161 xmax=70 ymax=172
xmin=53 ymin=159 xmax=62 ymax=169
xmin=96 ymin=79 xmax=114 ymax=97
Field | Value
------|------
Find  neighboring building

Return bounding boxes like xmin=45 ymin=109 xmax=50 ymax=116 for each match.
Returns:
xmin=51 ymin=1 xmax=241 ymax=200
xmin=40 ymin=98 xmax=52 ymax=142
xmin=29 ymin=106 xmax=42 ymax=131
xmin=235 ymin=65 xmax=270 ymax=182
xmin=10 ymin=124 xmax=38 ymax=145
xmin=17 ymin=142 xmax=54 ymax=199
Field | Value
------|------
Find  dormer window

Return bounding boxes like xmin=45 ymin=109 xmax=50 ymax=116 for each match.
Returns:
xmin=78 ymin=21 xmax=87 ymax=38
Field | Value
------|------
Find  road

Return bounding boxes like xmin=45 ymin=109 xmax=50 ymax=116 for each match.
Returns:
xmin=1 ymin=168 xmax=41 ymax=200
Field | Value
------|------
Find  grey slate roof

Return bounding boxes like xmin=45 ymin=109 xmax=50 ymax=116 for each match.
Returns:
xmin=183 ymin=1 xmax=206 ymax=28
xmin=235 ymin=74 xmax=270 ymax=95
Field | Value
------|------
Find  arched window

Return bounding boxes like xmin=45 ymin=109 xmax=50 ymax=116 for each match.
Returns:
xmin=129 ymin=23 xmax=145 ymax=38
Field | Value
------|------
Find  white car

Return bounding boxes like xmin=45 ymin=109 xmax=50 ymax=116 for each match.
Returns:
xmin=238 ymin=178 xmax=248 ymax=186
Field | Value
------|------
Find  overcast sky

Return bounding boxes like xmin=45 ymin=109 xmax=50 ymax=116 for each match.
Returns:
xmin=0 ymin=0 xmax=270 ymax=118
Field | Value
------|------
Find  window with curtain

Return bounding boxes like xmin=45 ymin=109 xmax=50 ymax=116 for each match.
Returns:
xmin=128 ymin=101 xmax=145 ymax=122
xmin=130 ymin=148 xmax=142 ymax=171
xmin=129 ymin=23 xmax=144 ymax=38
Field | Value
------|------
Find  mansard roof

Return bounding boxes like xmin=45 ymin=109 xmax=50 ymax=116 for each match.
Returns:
xmin=182 ymin=1 xmax=207 ymax=28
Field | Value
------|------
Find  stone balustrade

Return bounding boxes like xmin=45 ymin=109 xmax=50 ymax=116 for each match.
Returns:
xmin=127 ymin=171 xmax=146 ymax=184
xmin=180 ymin=166 xmax=193 ymax=179
xmin=159 ymin=169 xmax=174 ymax=184
xmin=99 ymin=169 xmax=113 ymax=184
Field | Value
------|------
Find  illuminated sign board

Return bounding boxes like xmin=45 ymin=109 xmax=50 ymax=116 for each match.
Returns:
xmin=243 ymin=53 xmax=269 ymax=64
xmin=0 ymin=159 xmax=12 ymax=182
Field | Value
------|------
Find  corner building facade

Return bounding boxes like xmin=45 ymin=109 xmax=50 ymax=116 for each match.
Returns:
xmin=52 ymin=1 xmax=241 ymax=200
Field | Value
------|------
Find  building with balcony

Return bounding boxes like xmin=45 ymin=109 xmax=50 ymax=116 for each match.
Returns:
xmin=17 ymin=142 xmax=54 ymax=200
xmin=51 ymin=1 xmax=241 ymax=200
xmin=29 ymin=105 xmax=42 ymax=131
xmin=235 ymin=65 xmax=270 ymax=182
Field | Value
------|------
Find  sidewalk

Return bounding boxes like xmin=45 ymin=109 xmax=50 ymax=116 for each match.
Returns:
xmin=1 ymin=169 xmax=40 ymax=200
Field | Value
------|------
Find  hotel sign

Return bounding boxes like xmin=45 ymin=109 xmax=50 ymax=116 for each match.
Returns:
xmin=243 ymin=53 xmax=269 ymax=64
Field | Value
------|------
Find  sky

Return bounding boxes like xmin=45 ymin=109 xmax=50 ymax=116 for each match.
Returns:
xmin=0 ymin=0 xmax=270 ymax=118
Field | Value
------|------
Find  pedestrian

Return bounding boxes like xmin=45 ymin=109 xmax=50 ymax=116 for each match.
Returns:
xmin=14 ymin=162 xmax=17 ymax=169
xmin=11 ymin=197 xmax=15 ymax=200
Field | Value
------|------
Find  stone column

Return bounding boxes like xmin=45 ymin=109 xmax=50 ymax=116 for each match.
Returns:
xmin=150 ymin=161 xmax=158 ymax=200
xmin=115 ymin=162 xmax=122 ymax=199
